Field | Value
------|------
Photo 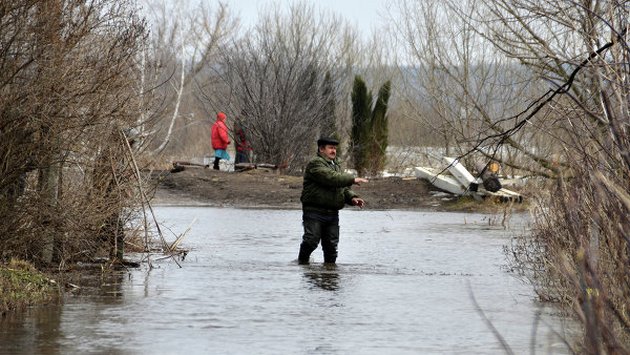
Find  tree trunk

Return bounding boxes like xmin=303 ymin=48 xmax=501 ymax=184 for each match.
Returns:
xmin=35 ymin=0 xmax=63 ymax=265
xmin=38 ymin=129 xmax=60 ymax=265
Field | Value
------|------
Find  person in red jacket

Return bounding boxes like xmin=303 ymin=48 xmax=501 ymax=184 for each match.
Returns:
xmin=211 ymin=112 xmax=230 ymax=170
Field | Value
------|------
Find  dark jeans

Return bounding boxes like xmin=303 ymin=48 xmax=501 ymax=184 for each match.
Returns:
xmin=298 ymin=217 xmax=340 ymax=264
xmin=235 ymin=151 xmax=250 ymax=164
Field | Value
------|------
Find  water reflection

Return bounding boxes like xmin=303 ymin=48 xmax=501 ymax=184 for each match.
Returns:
xmin=61 ymin=268 xmax=128 ymax=301
xmin=0 ymin=271 xmax=128 ymax=355
xmin=1 ymin=307 xmax=63 ymax=355
xmin=302 ymin=264 xmax=340 ymax=291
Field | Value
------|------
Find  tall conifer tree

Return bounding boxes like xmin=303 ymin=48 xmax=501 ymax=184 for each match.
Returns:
xmin=351 ymin=76 xmax=391 ymax=176
xmin=351 ymin=76 xmax=372 ymax=176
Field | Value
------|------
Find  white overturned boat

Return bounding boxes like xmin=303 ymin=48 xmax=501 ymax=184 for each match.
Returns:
xmin=414 ymin=166 xmax=468 ymax=195
xmin=415 ymin=157 xmax=523 ymax=203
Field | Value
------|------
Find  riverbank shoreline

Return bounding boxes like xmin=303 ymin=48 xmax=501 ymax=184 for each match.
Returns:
xmin=0 ymin=166 xmax=524 ymax=313
xmin=150 ymin=166 xmax=528 ymax=213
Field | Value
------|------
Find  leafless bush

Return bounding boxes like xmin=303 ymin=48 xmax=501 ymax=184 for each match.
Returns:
xmin=488 ymin=0 xmax=630 ymax=352
xmin=0 ymin=0 xmax=149 ymax=266
xmin=513 ymin=169 xmax=630 ymax=353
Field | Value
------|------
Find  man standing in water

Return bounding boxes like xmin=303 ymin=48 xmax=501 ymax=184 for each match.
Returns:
xmin=298 ymin=137 xmax=368 ymax=265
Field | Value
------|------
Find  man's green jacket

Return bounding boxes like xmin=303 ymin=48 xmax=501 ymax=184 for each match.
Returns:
xmin=301 ymin=153 xmax=359 ymax=213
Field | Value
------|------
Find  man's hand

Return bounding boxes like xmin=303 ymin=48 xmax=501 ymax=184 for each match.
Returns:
xmin=353 ymin=177 xmax=368 ymax=185
xmin=351 ymin=197 xmax=365 ymax=209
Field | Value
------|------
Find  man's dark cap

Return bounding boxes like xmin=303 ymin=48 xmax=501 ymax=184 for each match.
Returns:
xmin=317 ymin=137 xmax=339 ymax=147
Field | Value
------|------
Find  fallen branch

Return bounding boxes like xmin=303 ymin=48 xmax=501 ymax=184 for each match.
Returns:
xmin=169 ymin=218 xmax=195 ymax=252
xmin=234 ymin=163 xmax=280 ymax=171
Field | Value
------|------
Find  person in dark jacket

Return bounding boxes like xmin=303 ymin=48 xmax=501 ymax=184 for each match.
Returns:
xmin=233 ymin=119 xmax=252 ymax=164
xmin=298 ymin=137 xmax=368 ymax=265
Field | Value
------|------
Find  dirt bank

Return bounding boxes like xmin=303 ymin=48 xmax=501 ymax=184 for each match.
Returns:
xmin=151 ymin=166 xmax=459 ymax=210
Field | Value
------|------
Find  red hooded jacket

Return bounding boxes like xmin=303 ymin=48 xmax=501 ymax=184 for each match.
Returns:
xmin=211 ymin=112 xmax=230 ymax=150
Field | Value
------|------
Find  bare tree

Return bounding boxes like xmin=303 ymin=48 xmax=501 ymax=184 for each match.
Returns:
xmin=204 ymin=3 xmax=360 ymax=172
xmin=138 ymin=0 xmax=238 ymax=159
xmin=392 ymin=0 xmax=565 ymax=176
xmin=395 ymin=0 xmax=630 ymax=350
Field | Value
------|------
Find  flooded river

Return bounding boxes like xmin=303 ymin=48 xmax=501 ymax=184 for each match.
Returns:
xmin=1 ymin=207 xmax=575 ymax=354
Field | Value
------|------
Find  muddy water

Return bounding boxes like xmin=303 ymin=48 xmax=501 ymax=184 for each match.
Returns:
xmin=1 ymin=207 xmax=575 ymax=354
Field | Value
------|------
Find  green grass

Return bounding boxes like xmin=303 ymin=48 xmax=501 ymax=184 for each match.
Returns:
xmin=0 ymin=260 xmax=58 ymax=314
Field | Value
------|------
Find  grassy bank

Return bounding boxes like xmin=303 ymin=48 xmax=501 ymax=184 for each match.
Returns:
xmin=0 ymin=260 xmax=58 ymax=314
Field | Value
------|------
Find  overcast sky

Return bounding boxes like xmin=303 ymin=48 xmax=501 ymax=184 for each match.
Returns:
xmin=220 ymin=0 xmax=391 ymax=39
